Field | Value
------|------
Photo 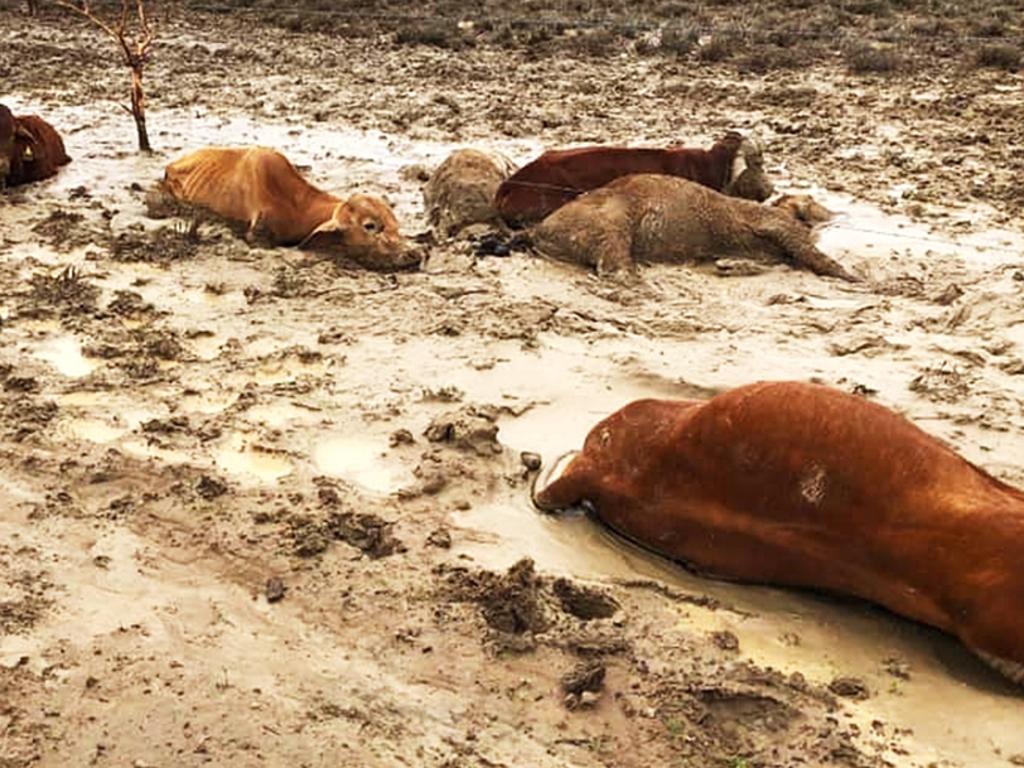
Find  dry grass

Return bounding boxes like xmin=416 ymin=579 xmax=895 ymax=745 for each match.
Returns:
xmin=845 ymin=41 xmax=903 ymax=73
xmin=975 ymin=42 xmax=1021 ymax=69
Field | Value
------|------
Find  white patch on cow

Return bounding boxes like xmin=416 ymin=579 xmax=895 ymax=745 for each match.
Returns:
xmin=730 ymin=153 xmax=748 ymax=184
xmin=976 ymin=650 xmax=1024 ymax=686
xmin=799 ymin=463 xmax=827 ymax=506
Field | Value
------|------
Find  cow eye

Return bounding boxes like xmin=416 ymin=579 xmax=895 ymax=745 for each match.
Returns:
xmin=363 ymin=220 xmax=379 ymax=233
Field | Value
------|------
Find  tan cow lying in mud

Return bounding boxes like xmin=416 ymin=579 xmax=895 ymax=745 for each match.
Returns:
xmin=423 ymin=148 xmax=516 ymax=237
xmin=529 ymin=174 xmax=856 ymax=281
xmin=533 ymin=381 xmax=1024 ymax=686
xmin=495 ymin=132 xmax=774 ymax=226
xmin=153 ymin=147 xmax=421 ymax=270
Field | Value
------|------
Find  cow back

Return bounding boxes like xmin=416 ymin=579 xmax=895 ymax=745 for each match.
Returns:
xmin=496 ymin=140 xmax=741 ymax=226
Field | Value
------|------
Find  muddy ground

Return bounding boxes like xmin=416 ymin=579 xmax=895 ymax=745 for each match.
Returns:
xmin=1 ymin=1 xmax=1024 ymax=766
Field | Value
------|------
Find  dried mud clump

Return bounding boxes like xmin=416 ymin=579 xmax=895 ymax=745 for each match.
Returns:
xmin=290 ymin=509 xmax=405 ymax=559
xmin=908 ymin=365 xmax=973 ymax=402
xmin=442 ymin=557 xmax=551 ymax=636
xmin=196 ymin=474 xmax=229 ymax=500
xmin=424 ymin=405 xmax=502 ymax=455
xmin=1 ymin=397 xmax=58 ymax=442
xmin=31 ymin=208 xmax=96 ymax=250
xmin=27 ymin=266 xmax=99 ymax=316
xmin=0 ymin=595 xmax=51 ymax=635
xmin=439 ymin=559 xmax=627 ymax=657
xmin=110 ymin=227 xmax=199 ymax=263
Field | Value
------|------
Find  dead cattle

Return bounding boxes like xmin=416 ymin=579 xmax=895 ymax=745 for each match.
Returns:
xmin=495 ymin=132 xmax=773 ymax=226
xmin=156 ymin=146 xmax=421 ymax=270
xmin=0 ymin=104 xmax=71 ymax=189
xmin=423 ymin=148 xmax=516 ymax=238
xmin=534 ymin=381 xmax=1024 ymax=686
xmin=529 ymin=174 xmax=856 ymax=281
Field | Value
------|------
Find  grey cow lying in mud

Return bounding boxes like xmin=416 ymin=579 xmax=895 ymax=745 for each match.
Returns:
xmin=530 ymin=174 xmax=858 ymax=281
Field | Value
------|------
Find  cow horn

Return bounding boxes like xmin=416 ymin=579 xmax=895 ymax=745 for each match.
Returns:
xmin=14 ymin=123 xmax=35 ymax=142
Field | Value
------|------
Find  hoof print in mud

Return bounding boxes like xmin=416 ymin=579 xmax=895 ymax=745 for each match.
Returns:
xmin=551 ymin=577 xmax=619 ymax=620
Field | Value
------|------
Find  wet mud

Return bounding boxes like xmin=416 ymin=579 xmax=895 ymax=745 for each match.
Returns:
xmin=2 ymin=1 xmax=1024 ymax=766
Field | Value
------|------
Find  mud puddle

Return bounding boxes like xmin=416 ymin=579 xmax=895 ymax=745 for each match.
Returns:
xmin=454 ymin=489 xmax=1024 ymax=767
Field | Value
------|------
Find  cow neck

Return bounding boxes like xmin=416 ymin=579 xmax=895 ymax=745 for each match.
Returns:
xmin=707 ymin=137 xmax=741 ymax=190
xmin=300 ymin=186 xmax=344 ymax=225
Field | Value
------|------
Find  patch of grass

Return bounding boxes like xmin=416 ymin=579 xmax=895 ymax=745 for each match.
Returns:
xmin=976 ymin=43 xmax=1021 ymax=69
xmin=697 ymin=34 xmax=739 ymax=62
xmin=845 ymin=0 xmax=892 ymax=15
xmin=972 ymin=17 xmax=1007 ymax=37
xmin=908 ymin=17 xmax=953 ymax=36
xmin=735 ymin=44 xmax=807 ymax=73
xmin=394 ymin=21 xmax=467 ymax=49
xmin=659 ymin=24 xmax=699 ymax=55
xmin=569 ymin=28 xmax=619 ymax=57
xmin=845 ymin=42 xmax=902 ymax=73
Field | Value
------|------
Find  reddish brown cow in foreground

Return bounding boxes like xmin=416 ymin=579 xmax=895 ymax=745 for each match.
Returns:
xmin=0 ymin=104 xmax=71 ymax=188
xmin=157 ymin=146 xmax=420 ymax=270
xmin=534 ymin=381 xmax=1024 ymax=685
xmin=495 ymin=132 xmax=774 ymax=226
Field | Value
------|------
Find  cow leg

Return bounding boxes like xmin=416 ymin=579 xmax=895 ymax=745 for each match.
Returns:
xmin=755 ymin=220 xmax=860 ymax=282
xmin=594 ymin=232 xmax=636 ymax=278
xmin=244 ymin=212 xmax=263 ymax=245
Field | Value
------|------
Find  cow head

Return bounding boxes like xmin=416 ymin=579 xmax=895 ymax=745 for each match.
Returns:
xmin=723 ymin=134 xmax=775 ymax=202
xmin=773 ymin=194 xmax=836 ymax=227
xmin=0 ymin=105 xmax=38 ymax=190
xmin=299 ymin=194 xmax=423 ymax=271
xmin=0 ymin=104 xmax=16 ymax=188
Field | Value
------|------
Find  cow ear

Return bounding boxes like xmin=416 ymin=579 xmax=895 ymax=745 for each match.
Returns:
xmin=729 ymin=153 xmax=748 ymax=185
xmin=297 ymin=218 xmax=342 ymax=248
xmin=14 ymin=124 xmax=35 ymax=142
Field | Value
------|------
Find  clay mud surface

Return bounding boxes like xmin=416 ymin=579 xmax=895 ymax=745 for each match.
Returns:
xmin=1 ymin=1 xmax=1024 ymax=766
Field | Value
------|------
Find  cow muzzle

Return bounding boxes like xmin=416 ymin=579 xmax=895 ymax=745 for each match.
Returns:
xmin=530 ymin=449 xmax=581 ymax=513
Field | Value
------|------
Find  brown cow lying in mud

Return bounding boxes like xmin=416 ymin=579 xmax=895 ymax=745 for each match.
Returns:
xmin=152 ymin=146 xmax=421 ymax=270
xmin=0 ymin=103 xmax=71 ymax=188
xmin=495 ymin=131 xmax=773 ymax=226
xmin=529 ymin=174 xmax=856 ymax=281
xmin=533 ymin=381 xmax=1024 ymax=686
xmin=423 ymin=148 xmax=516 ymax=238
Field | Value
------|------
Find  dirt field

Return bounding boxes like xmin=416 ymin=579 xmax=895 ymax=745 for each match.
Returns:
xmin=1 ymin=1 xmax=1024 ymax=766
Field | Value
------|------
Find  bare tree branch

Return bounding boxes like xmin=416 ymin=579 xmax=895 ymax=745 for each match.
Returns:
xmin=53 ymin=0 xmax=157 ymax=152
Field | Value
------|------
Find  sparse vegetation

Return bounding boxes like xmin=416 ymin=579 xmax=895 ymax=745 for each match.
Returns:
xmin=976 ymin=42 xmax=1021 ymax=69
xmin=845 ymin=41 xmax=903 ymax=73
xmin=697 ymin=34 xmax=739 ymax=62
